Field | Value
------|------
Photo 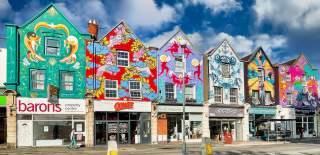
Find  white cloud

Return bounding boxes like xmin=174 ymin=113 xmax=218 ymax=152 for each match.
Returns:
xmin=253 ymin=0 xmax=320 ymax=30
xmin=190 ymin=0 xmax=242 ymax=14
xmin=117 ymin=0 xmax=177 ymax=30
xmin=145 ymin=26 xmax=179 ymax=48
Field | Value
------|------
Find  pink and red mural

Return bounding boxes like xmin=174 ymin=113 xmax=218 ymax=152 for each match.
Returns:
xmin=279 ymin=54 xmax=319 ymax=107
xmin=86 ymin=22 xmax=157 ymax=101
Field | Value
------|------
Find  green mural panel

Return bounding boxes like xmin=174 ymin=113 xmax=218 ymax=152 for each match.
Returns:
xmin=0 ymin=96 xmax=6 ymax=106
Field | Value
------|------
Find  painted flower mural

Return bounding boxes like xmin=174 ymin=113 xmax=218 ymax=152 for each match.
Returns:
xmin=279 ymin=54 xmax=319 ymax=108
xmin=86 ymin=22 xmax=157 ymax=101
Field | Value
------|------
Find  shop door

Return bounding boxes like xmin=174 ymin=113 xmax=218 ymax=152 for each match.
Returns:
xmin=118 ymin=122 xmax=129 ymax=144
xmin=107 ymin=122 xmax=118 ymax=144
xmin=140 ymin=119 xmax=151 ymax=144
xmin=95 ymin=122 xmax=106 ymax=145
xmin=0 ymin=108 xmax=6 ymax=144
xmin=17 ymin=120 xmax=33 ymax=147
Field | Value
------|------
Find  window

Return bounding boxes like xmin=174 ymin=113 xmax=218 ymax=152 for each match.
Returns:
xmin=287 ymin=93 xmax=293 ymax=105
xmin=175 ymin=56 xmax=184 ymax=73
xmin=31 ymin=70 xmax=45 ymax=90
xmin=117 ymin=51 xmax=129 ymax=67
xmin=185 ymin=85 xmax=195 ymax=100
xmin=230 ymin=88 xmax=238 ymax=103
xmin=129 ymin=81 xmax=141 ymax=99
xmin=265 ymin=91 xmax=272 ymax=105
xmin=286 ymin=74 xmax=291 ymax=82
xmin=214 ymin=86 xmax=223 ymax=103
xmin=165 ymin=83 xmax=175 ymax=100
xmin=105 ymin=80 xmax=118 ymax=98
xmin=221 ymin=64 xmax=230 ymax=78
xmin=61 ymin=72 xmax=74 ymax=91
xmin=45 ymin=37 xmax=60 ymax=55
xmin=252 ymin=90 xmax=259 ymax=104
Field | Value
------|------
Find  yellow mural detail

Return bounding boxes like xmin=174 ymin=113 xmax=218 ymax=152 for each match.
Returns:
xmin=47 ymin=7 xmax=57 ymax=16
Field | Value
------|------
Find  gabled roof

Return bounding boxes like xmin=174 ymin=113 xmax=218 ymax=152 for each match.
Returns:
xmin=19 ymin=4 xmax=86 ymax=36
xmin=280 ymin=52 xmax=317 ymax=70
xmin=280 ymin=58 xmax=296 ymax=66
xmin=98 ymin=21 xmax=137 ymax=42
xmin=206 ymin=39 xmax=241 ymax=60
xmin=240 ymin=47 xmax=274 ymax=67
xmin=158 ymin=28 xmax=201 ymax=54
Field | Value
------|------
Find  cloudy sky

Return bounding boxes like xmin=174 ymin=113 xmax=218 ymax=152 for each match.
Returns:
xmin=0 ymin=0 xmax=320 ymax=66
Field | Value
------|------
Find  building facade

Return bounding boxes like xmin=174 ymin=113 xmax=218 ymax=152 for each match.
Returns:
xmin=5 ymin=5 xmax=89 ymax=147
xmin=279 ymin=53 xmax=319 ymax=137
xmin=86 ymin=22 xmax=157 ymax=145
xmin=205 ymin=40 xmax=249 ymax=142
xmin=0 ymin=48 xmax=6 ymax=144
xmin=156 ymin=30 xmax=204 ymax=143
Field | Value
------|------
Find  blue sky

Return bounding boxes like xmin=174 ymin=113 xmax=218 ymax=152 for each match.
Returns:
xmin=1 ymin=0 xmax=320 ymax=67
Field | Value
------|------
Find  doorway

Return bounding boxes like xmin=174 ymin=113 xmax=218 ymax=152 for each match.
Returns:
xmin=17 ymin=120 xmax=33 ymax=146
xmin=209 ymin=120 xmax=237 ymax=142
xmin=0 ymin=108 xmax=6 ymax=144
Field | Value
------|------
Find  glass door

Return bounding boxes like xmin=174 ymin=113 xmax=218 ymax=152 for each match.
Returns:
xmin=118 ymin=122 xmax=129 ymax=144
xmin=107 ymin=122 xmax=118 ymax=143
xmin=95 ymin=121 xmax=106 ymax=145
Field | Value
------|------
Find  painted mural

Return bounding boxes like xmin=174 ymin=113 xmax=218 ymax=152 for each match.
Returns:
xmin=86 ymin=22 xmax=157 ymax=101
xmin=157 ymin=31 xmax=203 ymax=104
xmin=10 ymin=5 xmax=87 ymax=98
xmin=208 ymin=40 xmax=244 ymax=104
xmin=279 ymin=54 xmax=319 ymax=108
xmin=247 ymin=48 xmax=275 ymax=105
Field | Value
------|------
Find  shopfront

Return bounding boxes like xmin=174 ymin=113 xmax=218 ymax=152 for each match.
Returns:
xmin=248 ymin=106 xmax=277 ymax=140
xmin=295 ymin=109 xmax=317 ymax=138
xmin=94 ymin=101 xmax=151 ymax=145
xmin=16 ymin=97 xmax=86 ymax=147
xmin=0 ymin=95 xmax=6 ymax=144
xmin=156 ymin=105 xmax=203 ymax=143
xmin=209 ymin=106 xmax=244 ymax=142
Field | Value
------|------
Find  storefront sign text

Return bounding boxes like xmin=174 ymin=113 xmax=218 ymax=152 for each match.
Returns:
xmin=114 ymin=102 xmax=134 ymax=111
xmin=209 ymin=107 xmax=244 ymax=117
xmin=249 ymin=107 xmax=276 ymax=115
xmin=18 ymin=100 xmax=61 ymax=113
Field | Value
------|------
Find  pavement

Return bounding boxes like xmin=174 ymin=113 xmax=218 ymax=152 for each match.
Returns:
xmin=0 ymin=140 xmax=320 ymax=155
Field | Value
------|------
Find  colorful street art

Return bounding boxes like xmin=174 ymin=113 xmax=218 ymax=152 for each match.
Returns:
xmin=208 ymin=40 xmax=244 ymax=104
xmin=6 ymin=5 xmax=87 ymax=98
xmin=244 ymin=48 xmax=276 ymax=105
xmin=157 ymin=31 xmax=203 ymax=104
xmin=86 ymin=22 xmax=157 ymax=101
xmin=279 ymin=54 xmax=319 ymax=107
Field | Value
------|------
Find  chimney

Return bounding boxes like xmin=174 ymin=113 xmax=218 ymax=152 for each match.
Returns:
xmin=88 ymin=19 xmax=98 ymax=41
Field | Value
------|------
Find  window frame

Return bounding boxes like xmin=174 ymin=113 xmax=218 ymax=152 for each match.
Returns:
xmin=185 ymin=84 xmax=195 ymax=100
xmin=44 ymin=37 xmax=61 ymax=56
xmin=165 ymin=82 xmax=176 ymax=100
xmin=175 ymin=56 xmax=184 ymax=74
xmin=129 ymin=81 xmax=142 ymax=99
xmin=30 ymin=69 xmax=46 ymax=91
xmin=221 ymin=63 xmax=230 ymax=78
xmin=60 ymin=71 xmax=74 ymax=93
xmin=117 ymin=51 xmax=129 ymax=67
xmin=229 ymin=88 xmax=238 ymax=104
xmin=214 ymin=86 xmax=223 ymax=103
xmin=104 ymin=79 xmax=118 ymax=99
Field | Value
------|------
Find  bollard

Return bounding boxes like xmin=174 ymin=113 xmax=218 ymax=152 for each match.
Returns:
xmin=201 ymin=137 xmax=213 ymax=155
xmin=107 ymin=139 xmax=118 ymax=155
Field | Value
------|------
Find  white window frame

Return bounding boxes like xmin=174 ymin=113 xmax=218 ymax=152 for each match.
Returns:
xmin=61 ymin=71 xmax=74 ymax=92
xmin=165 ymin=83 xmax=176 ymax=100
xmin=229 ymin=88 xmax=238 ymax=104
xmin=175 ymin=56 xmax=185 ymax=74
xmin=129 ymin=81 xmax=142 ymax=99
xmin=214 ymin=86 xmax=223 ymax=103
xmin=31 ymin=69 xmax=45 ymax=90
xmin=265 ymin=91 xmax=272 ymax=105
xmin=185 ymin=85 xmax=195 ymax=100
xmin=221 ymin=64 xmax=230 ymax=78
xmin=45 ymin=37 xmax=60 ymax=56
xmin=105 ymin=80 xmax=118 ymax=98
xmin=117 ymin=51 xmax=129 ymax=67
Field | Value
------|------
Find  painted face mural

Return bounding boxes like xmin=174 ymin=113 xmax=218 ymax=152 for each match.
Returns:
xmin=208 ymin=40 xmax=244 ymax=104
xmin=247 ymin=50 xmax=275 ymax=105
xmin=279 ymin=54 xmax=319 ymax=107
xmin=157 ymin=31 xmax=203 ymax=104
xmin=86 ymin=22 xmax=157 ymax=101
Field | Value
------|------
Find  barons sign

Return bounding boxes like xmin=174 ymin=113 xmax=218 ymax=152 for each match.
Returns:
xmin=209 ymin=107 xmax=244 ymax=117
xmin=114 ymin=102 xmax=134 ymax=111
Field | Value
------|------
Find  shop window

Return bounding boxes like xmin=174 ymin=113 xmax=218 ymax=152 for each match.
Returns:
xmin=221 ymin=64 xmax=230 ymax=78
xmin=60 ymin=71 xmax=74 ymax=92
xmin=230 ymin=88 xmax=238 ymax=103
xmin=119 ymin=113 xmax=129 ymax=120
xmin=107 ymin=112 xmax=118 ymax=120
xmin=30 ymin=69 xmax=45 ymax=90
xmin=117 ymin=51 xmax=129 ymax=67
xmin=130 ymin=113 xmax=140 ymax=120
xmin=74 ymin=122 xmax=85 ymax=132
xmin=45 ymin=37 xmax=60 ymax=55
xmin=105 ymin=80 xmax=118 ymax=98
xmin=185 ymin=85 xmax=195 ymax=100
xmin=165 ymin=83 xmax=175 ymax=100
xmin=175 ymin=56 xmax=184 ymax=74
xmin=214 ymin=86 xmax=223 ymax=103
xmin=129 ymin=81 xmax=142 ymax=99
xmin=95 ymin=112 xmax=106 ymax=120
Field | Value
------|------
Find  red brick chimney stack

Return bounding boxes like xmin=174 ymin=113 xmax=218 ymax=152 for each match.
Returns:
xmin=88 ymin=19 xmax=98 ymax=41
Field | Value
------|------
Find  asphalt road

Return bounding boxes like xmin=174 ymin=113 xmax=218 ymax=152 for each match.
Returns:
xmin=1 ymin=143 xmax=320 ymax=155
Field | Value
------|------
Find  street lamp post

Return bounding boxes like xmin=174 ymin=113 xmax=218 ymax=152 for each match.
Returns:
xmin=181 ymin=41 xmax=187 ymax=155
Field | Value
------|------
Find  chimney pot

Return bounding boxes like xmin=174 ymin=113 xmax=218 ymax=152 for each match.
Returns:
xmin=88 ymin=19 xmax=98 ymax=41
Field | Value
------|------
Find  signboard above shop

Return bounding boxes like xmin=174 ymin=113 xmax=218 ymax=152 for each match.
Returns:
xmin=249 ymin=107 xmax=276 ymax=115
xmin=17 ymin=97 xmax=85 ymax=114
xmin=157 ymin=105 xmax=203 ymax=113
xmin=94 ymin=100 xmax=151 ymax=112
xmin=209 ymin=107 xmax=244 ymax=117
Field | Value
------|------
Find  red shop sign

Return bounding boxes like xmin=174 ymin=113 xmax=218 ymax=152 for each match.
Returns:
xmin=114 ymin=102 xmax=134 ymax=111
